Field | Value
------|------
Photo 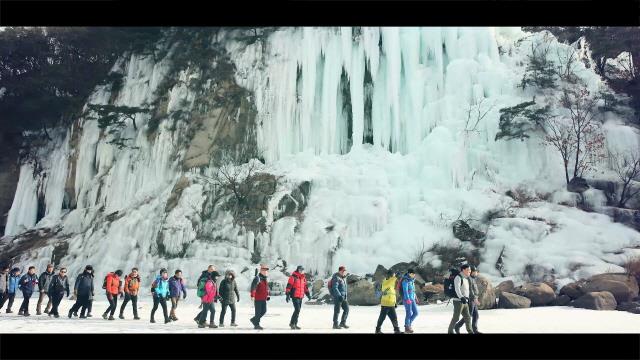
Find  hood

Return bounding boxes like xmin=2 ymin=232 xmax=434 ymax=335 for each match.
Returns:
xmin=225 ymin=270 xmax=236 ymax=278
xmin=292 ymin=271 xmax=305 ymax=279
xmin=82 ymin=270 xmax=94 ymax=277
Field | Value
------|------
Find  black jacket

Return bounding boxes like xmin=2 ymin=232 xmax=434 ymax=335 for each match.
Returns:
xmin=74 ymin=271 xmax=94 ymax=297
xmin=49 ymin=275 xmax=70 ymax=297
xmin=219 ymin=277 xmax=240 ymax=303
xmin=38 ymin=271 xmax=55 ymax=292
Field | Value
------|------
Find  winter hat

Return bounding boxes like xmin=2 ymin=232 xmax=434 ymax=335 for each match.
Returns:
xmin=338 ymin=266 xmax=346 ymax=272
xmin=11 ymin=267 xmax=20 ymax=273
xmin=85 ymin=265 xmax=93 ymax=271
xmin=115 ymin=270 xmax=123 ymax=276
xmin=470 ymin=265 xmax=478 ymax=272
xmin=407 ymin=268 xmax=415 ymax=274
xmin=160 ymin=268 xmax=168 ymax=274
xmin=296 ymin=265 xmax=304 ymax=272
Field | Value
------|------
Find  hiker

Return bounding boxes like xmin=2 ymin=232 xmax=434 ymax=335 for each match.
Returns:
xmin=249 ymin=264 xmax=270 ymax=330
xmin=197 ymin=265 xmax=216 ymax=284
xmin=150 ymin=268 xmax=171 ymax=324
xmin=3 ymin=268 xmax=21 ymax=313
xmin=18 ymin=266 xmax=38 ymax=316
xmin=47 ymin=267 xmax=70 ymax=318
xmin=218 ymin=269 xmax=239 ymax=327
xmin=400 ymin=268 xmax=419 ymax=334
xmin=68 ymin=265 xmax=94 ymax=318
xmin=375 ymin=270 xmax=402 ymax=334
xmin=119 ymin=268 xmax=141 ymax=320
xmin=196 ymin=269 xmax=219 ymax=328
xmin=447 ymin=264 xmax=474 ymax=334
xmin=285 ymin=265 xmax=311 ymax=330
xmin=455 ymin=265 xmax=480 ymax=334
xmin=330 ymin=265 xmax=349 ymax=329
xmin=102 ymin=270 xmax=123 ymax=320
xmin=168 ymin=269 xmax=187 ymax=321
xmin=36 ymin=264 xmax=55 ymax=315
xmin=0 ymin=265 xmax=9 ymax=313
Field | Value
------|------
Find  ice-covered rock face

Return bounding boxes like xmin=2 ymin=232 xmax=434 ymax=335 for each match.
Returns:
xmin=2 ymin=27 xmax=640 ymax=289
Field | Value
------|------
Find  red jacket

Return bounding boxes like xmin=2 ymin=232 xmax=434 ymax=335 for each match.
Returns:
xmin=105 ymin=273 xmax=121 ymax=296
xmin=250 ymin=274 xmax=269 ymax=301
xmin=286 ymin=271 xmax=309 ymax=299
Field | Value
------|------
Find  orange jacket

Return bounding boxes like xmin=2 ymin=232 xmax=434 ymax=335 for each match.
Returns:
xmin=105 ymin=273 xmax=122 ymax=295
xmin=123 ymin=274 xmax=141 ymax=295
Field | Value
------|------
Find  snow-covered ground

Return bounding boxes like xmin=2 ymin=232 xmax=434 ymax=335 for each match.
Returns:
xmin=1 ymin=296 xmax=638 ymax=333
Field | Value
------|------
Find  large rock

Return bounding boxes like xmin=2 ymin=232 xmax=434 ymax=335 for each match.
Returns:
xmin=373 ymin=264 xmax=387 ymax=283
xmin=422 ymin=283 xmax=446 ymax=303
xmin=551 ymin=294 xmax=572 ymax=306
xmin=567 ymin=177 xmax=589 ymax=193
xmin=498 ymin=292 xmax=531 ymax=309
xmin=389 ymin=262 xmax=420 ymax=276
xmin=311 ymin=279 xmax=324 ymax=297
xmin=513 ymin=282 xmax=556 ymax=306
xmin=587 ymin=273 xmax=639 ymax=299
xmin=572 ymin=291 xmax=617 ymax=310
xmin=452 ymin=220 xmax=486 ymax=245
xmin=616 ymin=301 xmax=640 ymax=314
xmin=560 ymin=281 xmax=587 ymax=300
xmin=583 ymin=279 xmax=636 ymax=304
xmin=475 ymin=275 xmax=496 ymax=310
xmin=495 ymin=280 xmax=515 ymax=297
xmin=604 ymin=207 xmax=640 ymax=231
xmin=348 ymin=279 xmax=379 ymax=306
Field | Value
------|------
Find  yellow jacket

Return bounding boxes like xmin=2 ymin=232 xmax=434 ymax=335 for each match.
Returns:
xmin=380 ymin=275 xmax=397 ymax=307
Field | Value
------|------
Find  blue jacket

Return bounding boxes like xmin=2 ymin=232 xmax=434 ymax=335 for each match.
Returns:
xmin=8 ymin=273 xmax=21 ymax=294
xmin=168 ymin=276 xmax=186 ymax=298
xmin=401 ymin=274 xmax=416 ymax=301
xmin=330 ymin=273 xmax=347 ymax=299
xmin=19 ymin=273 xmax=39 ymax=295
xmin=152 ymin=276 xmax=170 ymax=298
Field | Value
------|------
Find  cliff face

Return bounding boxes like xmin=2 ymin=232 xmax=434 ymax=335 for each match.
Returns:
xmin=1 ymin=28 xmax=639 ymax=290
xmin=0 ymin=132 xmax=19 ymax=235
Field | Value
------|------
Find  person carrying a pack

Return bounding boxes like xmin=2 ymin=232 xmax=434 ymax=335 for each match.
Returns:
xmin=150 ymin=268 xmax=171 ymax=324
xmin=400 ymin=269 xmax=419 ymax=334
xmin=285 ymin=265 xmax=311 ymax=330
xmin=168 ymin=269 xmax=187 ymax=321
xmin=0 ymin=265 xmax=9 ymax=313
xmin=250 ymin=264 xmax=270 ymax=330
xmin=2 ymin=267 xmax=20 ymax=313
xmin=197 ymin=265 xmax=216 ymax=284
xmin=196 ymin=269 xmax=219 ymax=328
xmin=375 ymin=270 xmax=402 ymax=334
xmin=36 ymin=264 xmax=55 ymax=315
xmin=68 ymin=265 xmax=94 ymax=318
xmin=329 ymin=265 xmax=349 ymax=329
xmin=47 ymin=267 xmax=70 ymax=318
xmin=102 ymin=269 xmax=123 ymax=320
xmin=455 ymin=265 xmax=480 ymax=334
xmin=18 ymin=266 xmax=38 ymax=316
xmin=218 ymin=269 xmax=239 ymax=327
xmin=119 ymin=267 xmax=141 ymax=320
xmin=447 ymin=264 xmax=474 ymax=334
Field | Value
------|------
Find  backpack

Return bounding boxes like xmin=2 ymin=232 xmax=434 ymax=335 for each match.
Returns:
xmin=396 ymin=276 xmax=406 ymax=300
xmin=102 ymin=275 xmax=108 ymax=290
xmin=197 ymin=277 xmax=207 ymax=297
xmin=444 ymin=269 xmax=461 ymax=298
xmin=327 ymin=278 xmax=334 ymax=294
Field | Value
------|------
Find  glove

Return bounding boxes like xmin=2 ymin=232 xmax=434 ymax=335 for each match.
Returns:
xmin=285 ymin=295 xmax=290 ymax=303
xmin=460 ymin=297 xmax=468 ymax=304
xmin=306 ymin=294 xmax=311 ymax=301
xmin=237 ymin=296 xmax=240 ymax=302
xmin=404 ymin=299 xmax=412 ymax=305
xmin=267 ymin=296 xmax=271 ymax=301
xmin=183 ymin=293 xmax=187 ymax=300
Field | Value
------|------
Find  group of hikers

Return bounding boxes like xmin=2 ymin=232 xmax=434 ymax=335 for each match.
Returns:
xmin=0 ymin=261 xmax=482 ymax=333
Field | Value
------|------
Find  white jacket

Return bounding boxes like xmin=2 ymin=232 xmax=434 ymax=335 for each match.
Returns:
xmin=453 ymin=274 xmax=470 ymax=301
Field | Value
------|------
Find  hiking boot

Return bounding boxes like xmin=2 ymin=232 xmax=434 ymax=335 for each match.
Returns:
xmin=198 ymin=323 xmax=206 ymax=328
xmin=375 ymin=328 xmax=383 ymax=334
xmin=294 ymin=325 xmax=302 ymax=330
xmin=209 ymin=323 xmax=218 ymax=328
xmin=333 ymin=324 xmax=341 ymax=329
xmin=86 ymin=313 xmax=92 ymax=318
xmin=18 ymin=310 xmax=23 ymax=316
xmin=79 ymin=315 xmax=87 ymax=319
xmin=340 ymin=323 xmax=349 ymax=329
xmin=165 ymin=318 xmax=171 ymax=324
xmin=405 ymin=326 xmax=414 ymax=334
xmin=290 ymin=323 xmax=296 ymax=330
xmin=23 ymin=313 xmax=30 ymax=317
xmin=454 ymin=325 xmax=461 ymax=334
xmin=219 ymin=323 xmax=225 ymax=327
xmin=171 ymin=315 xmax=178 ymax=321
xmin=108 ymin=315 xmax=115 ymax=320
xmin=254 ymin=325 xmax=263 ymax=330
xmin=230 ymin=323 xmax=238 ymax=327
xmin=133 ymin=316 xmax=141 ymax=320
xmin=54 ymin=314 xmax=59 ymax=318
xmin=119 ymin=314 xmax=124 ymax=319
xmin=150 ymin=318 xmax=156 ymax=323
xmin=44 ymin=309 xmax=49 ymax=314
xmin=6 ymin=309 xmax=12 ymax=313
xmin=102 ymin=313 xmax=108 ymax=320
xmin=393 ymin=327 xmax=403 ymax=334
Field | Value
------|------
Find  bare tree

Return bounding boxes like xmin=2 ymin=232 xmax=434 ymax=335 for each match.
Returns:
xmin=464 ymin=98 xmax=496 ymax=134
xmin=544 ymin=116 xmax=577 ymax=184
xmin=610 ymin=150 xmax=640 ymax=208
xmin=555 ymin=46 xmax=580 ymax=83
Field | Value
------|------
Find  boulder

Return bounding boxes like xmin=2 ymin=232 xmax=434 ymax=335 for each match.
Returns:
xmin=572 ymin=291 xmax=617 ymax=310
xmin=582 ymin=279 xmax=636 ymax=304
xmin=268 ymin=281 xmax=285 ymax=296
xmin=422 ymin=283 xmax=446 ymax=303
xmin=513 ymin=282 xmax=556 ymax=306
xmin=551 ymin=294 xmax=572 ymax=306
xmin=616 ymin=301 xmax=640 ymax=314
xmin=311 ymin=279 xmax=324 ymax=297
xmin=389 ymin=262 xmax=420 ymax=276
xmin=475 ymin=275 xmax=496 ymax=310
xmin=604 ymin=207 xmax=640 ymax=232
xmin=452 ymin=220 xmax=486 ymax=245
xmin=567 ymin=177 xmax=589 ymax=193
xmin=560 ymin=281 xmax=586 ymax=300
xmin=348 ymin=279 xmax=379 ymax=306
xmin=498 ymin=292 xmax=531 ymax=309
xmin=587 ymin=273 xmax=639 ymax=299
xmin=495 ymin=280 xmax=515 ymax=297
xmin=373 ymin=264 xmax=387 ymax=283
xmin=346 ymin=274 xmax=362 ymax=284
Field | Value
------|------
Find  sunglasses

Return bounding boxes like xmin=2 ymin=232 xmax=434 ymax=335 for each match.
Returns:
xmin=60 ymin=271 xmax=67 ymax=274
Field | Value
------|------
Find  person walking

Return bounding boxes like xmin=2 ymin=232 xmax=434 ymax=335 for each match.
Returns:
xmin=375 ymin=270 xmax=402 ymax=334
xmin=150 ymin=268 xmax=171 ymax=324
xmin=102 ymin=270 xmax=123 ymax=320
xmin=168 ymin=270 xmax=187 ymax=321
xmin=401 ymin=269 xmax=419 ymax=334
xmin=218 ymin=269 xmax=239 ymax=327
xmin=47 ymin=268 xmax=70 ymax=318
xmin=285 ymin=265 xmax=311 ymax=330
xmin=0 ymin=265 xmax=9 ymax=313
xmin=195 ymin=269 xmax=219 ymax=328
xmin=36 ymin=264 xmax=55 ymax=315
xmin=68 ymin=265 xmax=94 ymax=318
xmin=330 ymin=265 xmax=349 ymax=329
xmin=249 ymin=265 xmax=270 ymax=330
xmin=1 ymin=267 xmax=20 ymax=313
xmin=455 ymin=265 xmax=481 ymax=334
xmin=18 ymin=266 xmax=38 ymax=316
xmin=119 ymin=268 xmax=141 ymax=320
xmin=447 ymin=264 xmax=474 ymax=334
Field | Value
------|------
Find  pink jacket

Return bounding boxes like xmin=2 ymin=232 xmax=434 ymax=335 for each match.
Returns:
xmin=201 ymin=279 xmax=217 ymax=304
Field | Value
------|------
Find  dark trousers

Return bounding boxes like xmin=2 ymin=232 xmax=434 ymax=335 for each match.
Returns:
xmin=69 ymin=294 xmax=90 ymax=316
xmin=290 ymin=298 xmax=302 ymax=325
xmin=219 ymin=301 xmax=236 ymax=324
xmin=197 ymin=302 xmax=215 ymax=324
xmin=455 ymin=302 xmax=479 ymax=332
xmin=120 ymin=293 xmax=138 ymax=317
xmin=376 ymin=306 xmax=399 ymax=330
xmin=151 ymin=296 xmax=169 ymax=321
xmin=104 ymin=293 xmax=118 ymax=316
xmin=5 ymin=293 xmax=16 ymax=312
xmin=0 ymin=291 xmax=7 ymax=310
xmin=19 ymin=291 xmax=32 ymax=314
xmin=251 ymin=300 xmax=267 ymax=325
xmin=49 ymin=292 xmax=64 ymax=316
xmin=333 ymin=298 xmax=349 ymax=325
xmin=84 ymin=298 xmax=93 ymax=315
